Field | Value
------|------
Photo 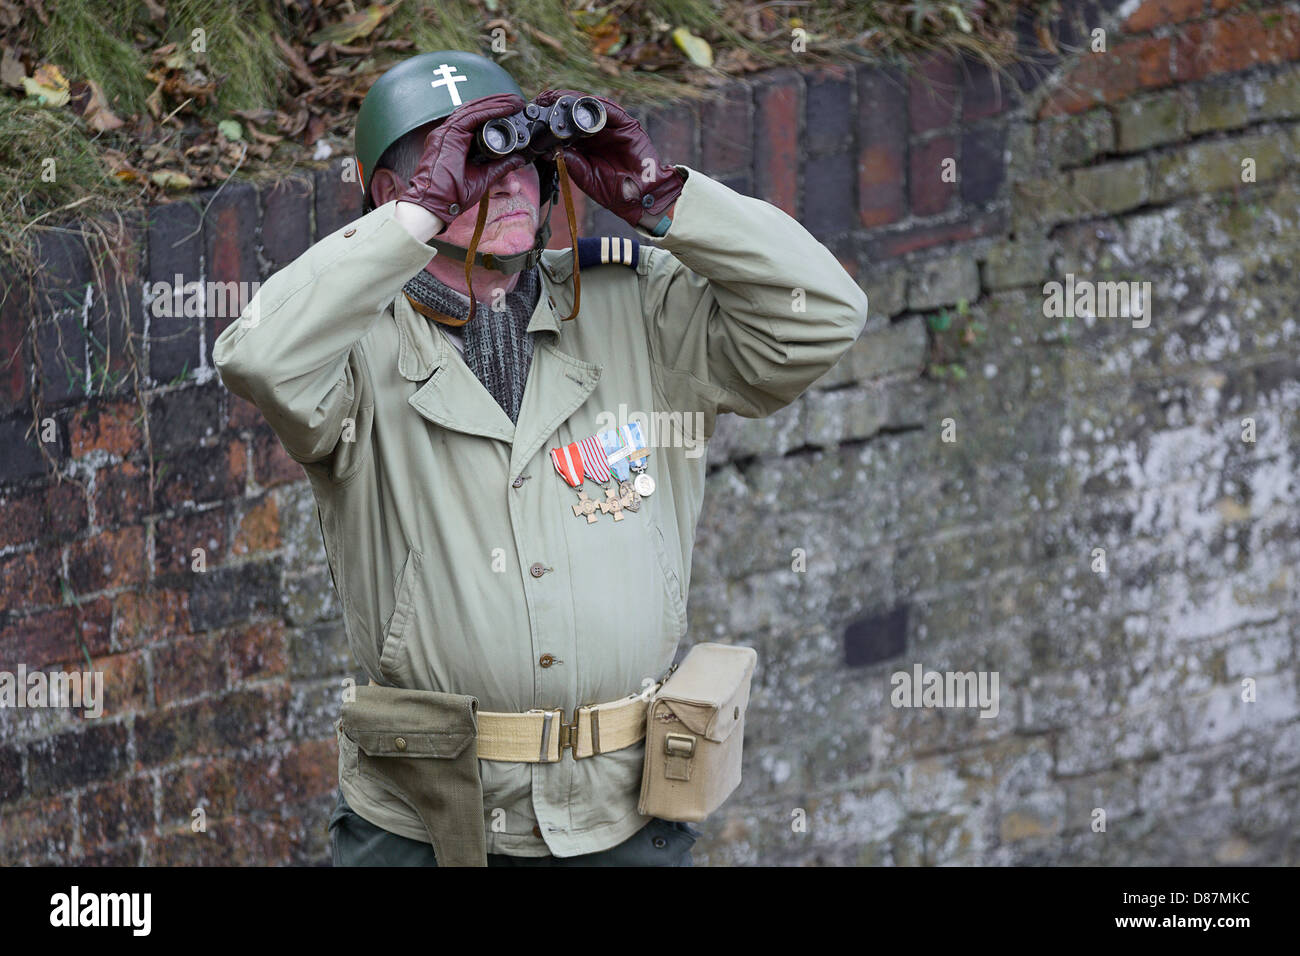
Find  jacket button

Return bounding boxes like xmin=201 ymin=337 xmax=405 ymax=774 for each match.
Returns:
xmin=343 ymin=228 xmax=356 ymax=237
xmin=529 ymin=562 xmax=547 ymax=578
xmin=448 ymin=203 xmax=460 ymax=216
xmin=532 ymin=825 xmax=542 ymax=838
xmin=512 ymin=476 xmax=525 ymax=488
xmin=653 ymin=836 xmax=667 ymax=848
xmin=539 ymin=654 xmax=555 ymax=668
xmin=394 ymin=736 xmax=407 ymax=751
xmin=641 ymin=194 xmax=654 ymax=208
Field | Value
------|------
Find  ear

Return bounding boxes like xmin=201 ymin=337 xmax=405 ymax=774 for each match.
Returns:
xmin=369 ymin=168 xmax=406 ymax=207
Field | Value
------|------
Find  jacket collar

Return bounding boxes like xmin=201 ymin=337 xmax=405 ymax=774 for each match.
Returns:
xmin=392 ymin=249 xmax=600 ymax=463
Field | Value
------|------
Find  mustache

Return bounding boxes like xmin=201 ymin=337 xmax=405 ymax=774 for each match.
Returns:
xmin=490 ymin=199 xmax=537 ymax=224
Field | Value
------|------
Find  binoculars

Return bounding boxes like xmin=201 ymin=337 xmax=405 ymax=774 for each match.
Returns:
xmin=470 ymin=94 xmax=607 ymax=164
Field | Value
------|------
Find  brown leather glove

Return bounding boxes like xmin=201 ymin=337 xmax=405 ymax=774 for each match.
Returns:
xmin=398 ymin=93 xmax=530 ymax=229
xmin=533 ymin=89 xmax=685 ymax=230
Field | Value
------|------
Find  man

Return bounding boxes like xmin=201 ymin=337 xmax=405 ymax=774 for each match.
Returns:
xmin=213 ymin=50 xmax=868 ymax=866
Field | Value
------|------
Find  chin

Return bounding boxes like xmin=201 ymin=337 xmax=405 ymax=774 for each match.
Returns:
xmin=484 ymin=222 xmax=539 ymax=256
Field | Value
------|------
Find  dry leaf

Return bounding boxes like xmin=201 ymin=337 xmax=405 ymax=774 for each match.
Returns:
xmin=79 ymin=79 xmax=124 ymax=132
xmin=670 ymin=28 xmax=713 ymax=68
xmin=308 ymin=3 xmax=397 ymax=47
xmin=23 ymin=62 xmax=70 ymax=107
xmin=151 ymin=170 xmax=192 ymax=190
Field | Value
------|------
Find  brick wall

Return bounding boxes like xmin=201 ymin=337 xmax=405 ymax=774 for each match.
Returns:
xmin=3 ymin=0 xmax=1298 ymax=865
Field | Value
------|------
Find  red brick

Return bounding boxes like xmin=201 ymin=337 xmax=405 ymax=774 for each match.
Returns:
xmin=645 ymin=103 xmax=699 ymax=169
xmin=93 ymin=459 xmax=151 ymax=526
xmin=0 ymin=480 xmax=88 ymax=550
xmin=90 ymin=649 xmax=151 ymax=716
xmin=0 ymin=598 xmax=113 ymax=671
xmin=159 ymin=756 xmax=239 ymax=825
xmin=112 ymin=587 xmax=191 ymax=650
xmin=864 ymin=210 xmax=1007 ymax=260
xmin=0 ymin=796 xmax=76 ymax=862
xmin=236 ymin=739 xmax=336 ymax=812
xmin=227 ymin=393 xmax=263 ymax=431
xmin=228 ymin=618 xmax=288 ymax=683
xmin=252 ymin=428 xmax=303 ymax=488
xmin=231 ymin=494 xmax=280 ymax=557
xmin=1133 ymin=36 xmax=1174 ymax=88
xmin=0 ymin=282 xmax=30 ymax=412
xmin=910 ymin=53 xmax=960 ymax=133
xmin=68 ymin=400 xmax=141 ymax=458
xmin=79 ymin=776 xmax=155 ymax=847
xmin=157 ymin=440 xmax=244 ymax=508
xmin=910 ymin=135 xmax=958 ymax=218
xmin=1124 ymin=0 xmax=1205 ymax=33
xmin=153 ymin=633 xmax=228 ymax=705
xmin=858 ymin=143 xmax=906 ymax=227
xmin=753 ymin=71 xmax=802 ymax=218
xmin=134 ymin=685 xmax=289 ymax=767
xmin=155 ymin=507 xmax=227 ymax=578
xmin=66 ymin=524 xmax=148 ymax=594
xmin=700 ymin=84 xmax=753 ymax=173
xmin=0 ymin=546 xmax=63 ymax=608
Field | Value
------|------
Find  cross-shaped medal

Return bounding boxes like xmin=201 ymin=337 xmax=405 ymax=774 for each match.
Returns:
xmin=600 ymin=481 xmax=626 ymax=521
xmin=572 ymin=488 xmax=600 ymax=524
xmin=430 ymin=64 xmax=468 ymax=106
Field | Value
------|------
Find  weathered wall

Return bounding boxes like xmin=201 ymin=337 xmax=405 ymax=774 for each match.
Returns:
xmin=3 ymin=0 xmax=1299 ymax=865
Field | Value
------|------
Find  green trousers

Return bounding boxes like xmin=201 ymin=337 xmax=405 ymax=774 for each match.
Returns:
xmin=328 ymin=791 xmax=699 ymax=867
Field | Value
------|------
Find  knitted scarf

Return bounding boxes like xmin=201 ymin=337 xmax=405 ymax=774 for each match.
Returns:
xmin=402 ymin=266 xmax=540 ymax=424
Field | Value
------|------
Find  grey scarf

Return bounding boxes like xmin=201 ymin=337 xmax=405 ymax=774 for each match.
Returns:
xmin=402 ymin=267 xmax=540 ymax=424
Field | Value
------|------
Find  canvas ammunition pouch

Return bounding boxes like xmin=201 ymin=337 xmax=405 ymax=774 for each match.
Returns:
xmin=638 ymin=643 xmax=758 ymax=822
xmin=339 ymin=684 xmax=487 ymax=866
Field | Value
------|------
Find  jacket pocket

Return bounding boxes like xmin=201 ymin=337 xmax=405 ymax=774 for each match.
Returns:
xmin=647 ymin=520 xmax=687 ymax=640
xmin=378 ymin=547 xmax=422 ymax=685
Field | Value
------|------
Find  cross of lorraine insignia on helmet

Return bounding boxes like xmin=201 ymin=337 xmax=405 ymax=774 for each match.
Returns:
xmin=430 ymin=64 xmax=468 ymax=106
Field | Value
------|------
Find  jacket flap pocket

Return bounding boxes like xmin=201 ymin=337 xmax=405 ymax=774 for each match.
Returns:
xmin=342 ymin=685 xmax=478 ymax=759
xmin=657 ymin=643 xmax=757 ymax=742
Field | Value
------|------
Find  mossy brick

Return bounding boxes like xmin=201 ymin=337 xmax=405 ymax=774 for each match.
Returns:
xmin=908 ymin=254 xmax=980 ymax=311
xmin=1113 ymin=91 xmax=1184 ymax=152
xmin=1188 ymin=81 xmax=1251 ymax=134
xmin=1069 ymin=158 xmax=1149 ymax=218
xmin=1150 ymin=133 xmax=1285 ymax=201
xmin=984 ymin=238 xmax=1051 ymax=290
xmin=849 ymin=316 xmax=928 ymax=382
xmin=1256 ymin=66 xmax=1300 ymax=120
xmin=1040 ymin=109 xmax=1115 ymax=167
xmin=288 ymin=620 xmax=350 ymax=681
xmin=861 ymin=265 xmax=907 ymax=323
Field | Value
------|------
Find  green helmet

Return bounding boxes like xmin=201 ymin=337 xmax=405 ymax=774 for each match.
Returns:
xmin=354 ymin=50 xmax=524 ymax=199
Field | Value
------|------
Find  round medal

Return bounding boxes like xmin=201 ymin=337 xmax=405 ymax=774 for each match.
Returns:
xmin=633 ymin=473 xmax=655 ymax=496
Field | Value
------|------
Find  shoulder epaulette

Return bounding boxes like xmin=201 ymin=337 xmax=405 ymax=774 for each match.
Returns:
xmin=577 ymin=236 xmax=640 ymax=270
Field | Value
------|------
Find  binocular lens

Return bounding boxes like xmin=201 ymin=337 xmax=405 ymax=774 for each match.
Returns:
xmin=570 ymin=98 xmax=606 ymax=135
xmin=481 ymin=120 xmax=516 ymax=156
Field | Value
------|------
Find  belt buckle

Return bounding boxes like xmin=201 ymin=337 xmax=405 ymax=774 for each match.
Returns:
xmin=539 ymin=705 xmax=595 ymax=762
